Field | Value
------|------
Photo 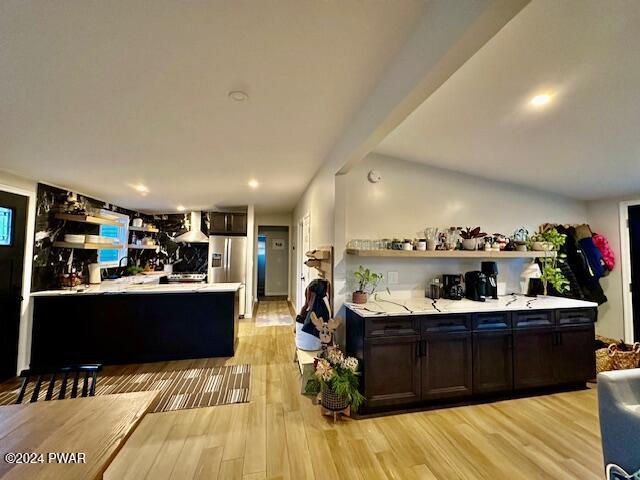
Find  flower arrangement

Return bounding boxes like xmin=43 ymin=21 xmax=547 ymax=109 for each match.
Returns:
xmin=306 ymin=345 xmax=365 ymax=412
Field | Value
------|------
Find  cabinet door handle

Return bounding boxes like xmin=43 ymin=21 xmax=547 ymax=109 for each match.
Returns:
xmin=416 ymin=340 xmax=422 ymax=357
xmin=422 ymin=340 xmax=428 ymax=357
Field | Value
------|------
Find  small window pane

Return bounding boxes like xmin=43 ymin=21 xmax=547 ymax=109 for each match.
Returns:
xmin=0 ymin=207 xmax=13 ymax=246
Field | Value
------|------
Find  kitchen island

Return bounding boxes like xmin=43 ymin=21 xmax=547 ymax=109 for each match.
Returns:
xmin=29 ymin=283 xmax=241 ymax=368
xmin=346 ymin=294 xmax=598 ymax=415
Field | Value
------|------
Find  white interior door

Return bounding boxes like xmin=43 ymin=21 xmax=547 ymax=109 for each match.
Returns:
xmin=296 ymin=213 xmax=311 ymax=310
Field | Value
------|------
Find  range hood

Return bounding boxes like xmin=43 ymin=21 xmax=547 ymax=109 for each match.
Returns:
xmin=174 ymin=211 xmax=209 ymax=243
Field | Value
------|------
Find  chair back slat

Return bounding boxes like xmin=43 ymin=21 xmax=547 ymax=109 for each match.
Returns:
xmin=58 ymin=372 xmax=69 ymax=400
xmin=45 ymin=373 xmax=56 ymax=400
xmin=15 ymin=364 xmax=102 ymax=404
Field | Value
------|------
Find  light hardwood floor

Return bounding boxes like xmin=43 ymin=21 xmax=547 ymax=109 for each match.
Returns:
xmin=104 ymin=305 xmax=604 ymax=480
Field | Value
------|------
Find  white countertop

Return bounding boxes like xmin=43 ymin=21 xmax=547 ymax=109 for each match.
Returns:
xmin=345 ymin=294 xmax=597 ymax=317
xmin=31 ymin=282 xmax=241 ymax=296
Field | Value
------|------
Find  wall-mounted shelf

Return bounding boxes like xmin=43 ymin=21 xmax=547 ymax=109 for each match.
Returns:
xmin=129 ymin=225 xmax=159 ymax=233
xmin=54 ymin=213 xmax=122 ymax=227
xmin=128 ymin=244 xmax=159 ymax=250
xmin=346 ymin=249 xmax=556 ymax=259
xmin=53 ymin=241 xmax=125 ymax=250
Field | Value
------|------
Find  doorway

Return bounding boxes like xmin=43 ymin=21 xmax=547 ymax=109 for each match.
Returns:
xmin=257 ymin=226 xmax=289 ymax=300
xmin=0 ymin=190 xmax=28 ymax=382
xmin=629 ymin=204 xmax=640 ymax=342
xmin=296 ymin=213 xmax=311 ymax=311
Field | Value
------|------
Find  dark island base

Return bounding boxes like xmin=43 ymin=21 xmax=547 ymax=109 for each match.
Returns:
xmin=353 ymin=382 xmax=590 ymax=418
xmin=30 ymin=290 xmax=239 ymax=369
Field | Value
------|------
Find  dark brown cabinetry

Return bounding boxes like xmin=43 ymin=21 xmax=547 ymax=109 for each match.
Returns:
xmin=209 ymin=212 xmax=247 ymax=236
xmin=346 ymin=305 xmax=596 ymax=415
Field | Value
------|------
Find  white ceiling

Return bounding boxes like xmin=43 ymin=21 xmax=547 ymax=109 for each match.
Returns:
xmin=0 ymin=0 xmax=425 ymax=213
xmin=376 ymin=0 xmax=640 ymax=201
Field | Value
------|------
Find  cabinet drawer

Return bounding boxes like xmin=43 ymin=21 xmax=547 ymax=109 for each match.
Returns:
xmin=365 ymin=316 xmax=418 ymax=337
xmin=513 ymin=310 xmax=554 ymax=329
xmin=557 ymin=308 xmax=596 ymax=326
xmin=473 ymin=312 xmax=511 ymax=331
xmin=422 ymin=314 xmax=470 ymax=333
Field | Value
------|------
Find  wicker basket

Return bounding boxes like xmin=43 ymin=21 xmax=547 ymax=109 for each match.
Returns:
xmin=608 ymin=343 xmax=640 ymax=371
xmin=596 ymin=347 xmax=614 ymax=374
xmin=321 ymin=388 xmax=349 ymax=411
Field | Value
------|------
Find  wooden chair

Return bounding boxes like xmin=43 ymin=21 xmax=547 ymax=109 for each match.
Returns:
xmin=15 ymin=364 xmax=103 ymax=404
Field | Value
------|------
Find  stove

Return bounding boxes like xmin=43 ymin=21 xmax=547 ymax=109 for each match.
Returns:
xmin=166 ymin=273 xmax=207 ymax=283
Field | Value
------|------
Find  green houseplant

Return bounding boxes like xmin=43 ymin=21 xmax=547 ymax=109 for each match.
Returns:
xmin=534 ymin=228 xmax=570 ymax=296
xmin=352 ymin=265 xmax=382 ymax=304
xmin=306 ymin=346 xmax=365 ymax=412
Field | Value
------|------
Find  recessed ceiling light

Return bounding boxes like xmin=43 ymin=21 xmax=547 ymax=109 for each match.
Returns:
xmin=229 ymin=90 xmax=249 ymax=102
xmin=248 ymin=179 xmax=259 ymax=189
xmin=133 ymin=184 xmax=148 ymax=193
xmin=530 ymin=93 xmax=552 ymax=107
xmin=176 ymin=205 xmax=185 ymax=212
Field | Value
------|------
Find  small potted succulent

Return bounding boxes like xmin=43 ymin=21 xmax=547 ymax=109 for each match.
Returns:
xmin=352 ymin=265 xmax=382 ymax=304
xmin=512 ymin=227 xmax=529 ymax=252
xmin=460 ymin=227 xmax=487 ymax=251
xmin=306 ymin=345 xmax=365 ymax=412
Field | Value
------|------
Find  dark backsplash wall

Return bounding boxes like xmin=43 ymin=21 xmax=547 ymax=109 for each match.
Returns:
xmin=32 ymin=183 xmax=209 ymax=291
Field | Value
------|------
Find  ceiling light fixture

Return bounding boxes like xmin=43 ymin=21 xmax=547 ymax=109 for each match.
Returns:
xmin=530 ymin=93 xmax=552 ymax=107
xmin=229 ymin=90 xmax=249 ymax=102
xmin=176 ymin=205 xmax=186 ymax=212
xmin=248 ymin=179 xmax=259 ymax=189
xmin=133 ymin=184 xmax=148 ymax=193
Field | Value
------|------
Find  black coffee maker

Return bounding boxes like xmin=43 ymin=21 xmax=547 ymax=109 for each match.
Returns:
xmin=481 ymin=261 xmax=499 ymax=300
xmin=442 ymin=274 xmax=464 ymax=300
xmin=464 ymin=271 xmax=487 ymax=302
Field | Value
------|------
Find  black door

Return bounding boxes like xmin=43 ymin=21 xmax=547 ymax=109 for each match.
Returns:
xmin=0 ymin=191 xmax=28 ymax=382
xmin=629 ymin=205 xmax=640 ymax=342
xmin=422 ymin=332 xmax=473 ymax=400
xmin=363 ymin=335 xmax=421 ymax=408
xmin=473 ymin=331 xmax=513 ymax=394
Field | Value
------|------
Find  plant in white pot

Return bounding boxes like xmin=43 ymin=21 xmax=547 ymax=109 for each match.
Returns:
xmin=535 ymin=228 xmax=570 ymax=296
xmin=352 ymin=265 xmax=382 ymax=304
xmin=460 ymin=227 xmax=487 ymax=251
xmin=512 ymin=227 xmax=530 ymax=251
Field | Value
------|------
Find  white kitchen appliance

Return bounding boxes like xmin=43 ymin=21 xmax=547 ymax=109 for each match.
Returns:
xmin=209 ymin=235 xmax=247 ymax=316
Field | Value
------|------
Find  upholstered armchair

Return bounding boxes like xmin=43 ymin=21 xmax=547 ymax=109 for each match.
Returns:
xmin=598 ymin=368 xmax=640 ymax=474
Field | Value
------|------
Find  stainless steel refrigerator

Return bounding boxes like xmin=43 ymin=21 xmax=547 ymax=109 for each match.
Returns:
xmin=208 ymin=235 xmax=247 ymax=316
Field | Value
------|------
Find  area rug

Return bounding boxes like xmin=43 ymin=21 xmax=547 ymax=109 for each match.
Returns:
xmin=255 ymin=300 xmax=294 ymax=327
xmin=0 ymin=364 xmax=251 ymax=413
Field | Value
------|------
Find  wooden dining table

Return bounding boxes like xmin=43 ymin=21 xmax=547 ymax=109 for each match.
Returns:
xmin=0 ymin=391 xmax=159 ymax=480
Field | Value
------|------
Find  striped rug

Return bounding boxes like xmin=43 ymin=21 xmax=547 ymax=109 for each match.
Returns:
xmin=0 ymin=364 xmax=251 ymax=413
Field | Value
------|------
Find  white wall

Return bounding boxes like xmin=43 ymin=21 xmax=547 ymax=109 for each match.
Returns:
xmin=587 ymin=195 xmax=640 ymax=340
xmin=0 ymin=170 xmax=37 ymax=374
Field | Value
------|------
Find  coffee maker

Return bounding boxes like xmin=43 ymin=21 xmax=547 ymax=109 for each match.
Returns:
xmin=442 ymin=274 xmax=464 ymax=300
xmin=481 ymin=261 xmax=499 ymax=300
xmin=464 ymin=271 xmax=487 ymax=302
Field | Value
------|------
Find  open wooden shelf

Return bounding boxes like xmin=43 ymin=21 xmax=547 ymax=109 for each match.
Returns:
xmin=128 ymin=244 xmax=159 ymax=250
xmin=129 ymin=225 xmax=159 ymax=233
xmin=54 ymin=213 xmax=122 ymax=227
xmin=53 ymin=241 xmax=125 ymax=250
xmin=346 ymin=248 xmax=556 ymax=259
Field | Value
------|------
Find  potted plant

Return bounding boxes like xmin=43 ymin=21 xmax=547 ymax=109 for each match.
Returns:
xmin=535 ymin=228 xmax=570 ymax=296
xmin=512 ymin=227 xmax=529 ymax=251
xmin=306 ymin=345 xmax=365 ymax=412
xmin=459 ymin=227 xmax=487 ymax=250
xmin=352 ymin=265 xmax=382 ymax=304
xmin=530 ymin=232 xmax=554 ymax=251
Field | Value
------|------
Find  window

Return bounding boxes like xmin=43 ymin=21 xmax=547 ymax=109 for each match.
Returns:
xmin=0 ymin=206 xmax=13 ymax=246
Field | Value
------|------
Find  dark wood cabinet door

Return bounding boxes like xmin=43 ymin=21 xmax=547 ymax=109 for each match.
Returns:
xmin=513 ymin=328 xmax=555 ymax=389
xmin=422 ymin=332 xmax=472 ymax=400
xmin=553 ymin=325 xmax=596 ymax=383
xmin=210 ymin=212 xmax=228 ymax=234
xmin=228 ymin=213 xmax=247 ymax=235
xmin=363 ymin=335 xmax=421 ymax=408
xmin=473 ymin=331 xmax=513 ymax=394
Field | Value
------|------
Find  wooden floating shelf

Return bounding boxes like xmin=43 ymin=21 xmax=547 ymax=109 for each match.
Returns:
xmin=345 ymin=249 xmax=556 ymax=259
xmin=55 ymin=213 xmax=122 ymax=227
xmin=306 ymin=249 xmax=330 ymax=260
xmin=129 ymin=226 xmax=159 ymax=233
xmin=53 ymin=241 xmax=125 ymax=250
xmin=128 ymin=244 xmax=159 ymax=250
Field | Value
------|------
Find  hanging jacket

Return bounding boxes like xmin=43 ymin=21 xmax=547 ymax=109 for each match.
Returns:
xmin=579 ymin=236 xmax=607 ymax=280
xmin=593 ymin=233 xmax=615 ymax=271
xmin=298 ymin=278 xmax=331 ymax=338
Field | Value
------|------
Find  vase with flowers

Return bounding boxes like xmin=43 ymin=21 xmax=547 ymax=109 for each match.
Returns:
xmin=306 ymin=345 xmax=365 ymax=412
